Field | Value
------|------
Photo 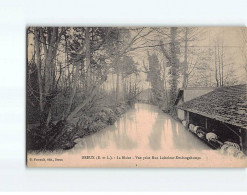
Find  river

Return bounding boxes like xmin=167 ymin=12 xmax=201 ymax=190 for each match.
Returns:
xmin=28 ymin=103 xmax=247 ymax=167
xmin=70 ymin=103 xmax=211 ymax=153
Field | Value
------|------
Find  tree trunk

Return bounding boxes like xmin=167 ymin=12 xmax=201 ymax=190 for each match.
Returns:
xmin=85 ymin=27 xmax=91 ymax=89
xmin=169 ymin=27 xmax=179 ymax=105
xmin=65 ymin=61 xmax=80 ymax=116
xmin=214 ymin=45 xmax=219 ymax=87
xmin=66 ymin=86 xmax=97 ymax=121
xmin=34 ymin=28 xmax=44 ymax=112
xmin=116 ymin=64 xmax=120 ymax=101
xmin=217 ymin=44 xmax=222 ymax=86
xmin=116 ymin=73 xmax=120 ymax=101
xmin=221 ymin=44 xmax=224 ymax=86
xmin=162 ymin=59 xmax=169 ymax=107
xmin=183 ymin=27 xmax=188 ymax=88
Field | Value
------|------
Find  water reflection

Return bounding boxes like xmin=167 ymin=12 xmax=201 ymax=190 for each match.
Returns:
xmin=148 ymin=112 xmax=164 ymax=150
xmin=71 ymin=103 xmax=211 ymax=153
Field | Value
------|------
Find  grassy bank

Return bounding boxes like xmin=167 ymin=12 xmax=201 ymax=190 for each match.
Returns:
xmin=27 ymin=102 xmax=130 ymax=152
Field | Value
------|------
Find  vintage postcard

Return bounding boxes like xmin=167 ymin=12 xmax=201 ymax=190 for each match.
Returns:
xmin=26 ymin=27 xmax=247 ymax=167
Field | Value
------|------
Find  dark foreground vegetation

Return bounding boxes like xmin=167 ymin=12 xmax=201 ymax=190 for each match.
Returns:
xmin=27 ymin=27 xmax=141 ymax=151
xmin=27 ymin=102 xmax=130 ymax=151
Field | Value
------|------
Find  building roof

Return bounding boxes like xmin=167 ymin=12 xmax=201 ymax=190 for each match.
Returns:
xmin=180 ymin=87 xmax=216 ymax=90
xmin=174 ymin=87 xmax=215 ymax=105
xmin=177 ymin=84 xmax=247 ymax=129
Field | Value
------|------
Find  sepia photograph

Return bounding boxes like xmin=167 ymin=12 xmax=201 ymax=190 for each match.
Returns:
xmin=26 ymin=27 xmax=247 ymax=167
xmin=1 ymin=0 xmax=247 ymax=192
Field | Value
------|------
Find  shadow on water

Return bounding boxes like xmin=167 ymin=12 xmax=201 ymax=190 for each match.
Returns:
xmin=71 ymin=103 xmax=211 ymax=153
xmin=148 ymin=112 xmax=164 ymax=150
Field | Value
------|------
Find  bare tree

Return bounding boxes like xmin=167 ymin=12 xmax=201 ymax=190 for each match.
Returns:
xmin=160 ymin=27 xmax=180 ymax=106
xmin=240 ymin=28 xmax=247 ymax=73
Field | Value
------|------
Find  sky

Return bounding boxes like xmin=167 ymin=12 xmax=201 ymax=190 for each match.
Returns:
xmin=127 ymin=27 xmax=247 ymax=89
xmin=27 ymin=27 xmax=247 ymax=91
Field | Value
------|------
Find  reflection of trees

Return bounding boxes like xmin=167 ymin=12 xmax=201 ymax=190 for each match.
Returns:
xmin=74 ymin=111 xmax=139 ymax=151
xmin=72 ymin=103 xmax=211 ymax=153
xmin=166 ymin=116 xmax=197 ymax=151
xmin=81 ymin=125 xmax=117 ymax=151
xmin=148 ymin=113 xmax=164 ymax=150
xmin=170 ymin=119 xmax=181 ymax=149
xmin=112 ymin=115 xmax=138 ymax=150
xmin=148 ymin=112 xmax=188 ymax=151
xmin=171 ymin=120 xmax=210 ymax=151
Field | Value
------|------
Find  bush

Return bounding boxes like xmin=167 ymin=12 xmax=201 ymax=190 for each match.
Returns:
xmin=114 ymin=107 xmax=123 ymax=116
xmin=88 ymin=121 xmax=107 ymax=133
xmin=100 ymin=107 xmax=115 ymax=115
xmin=93 ymin=112 xmax=108 ymax=123
xmin=27 ymin=121 xmax=79 ymax=151
xmin=107 ymin=114 xmax=117 ymax=125
xmin=27 ymin=102 xmax=130 ymax=151
xmin=100 ymin=107 xmax=118 ymax=125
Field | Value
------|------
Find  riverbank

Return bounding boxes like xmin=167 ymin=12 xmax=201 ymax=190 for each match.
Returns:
xmin=27 ymin=102 xmax=131 ymax=152
xmin=27 ymin=103 xmax=247 ymax=168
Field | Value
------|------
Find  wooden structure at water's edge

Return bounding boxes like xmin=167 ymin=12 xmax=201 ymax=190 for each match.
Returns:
xmin=175 ymin=84 xmax=247 ymax=154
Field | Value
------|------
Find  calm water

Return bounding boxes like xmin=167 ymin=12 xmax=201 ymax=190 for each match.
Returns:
xmin=70 ymin=103 xmax=211 ymax=153
xmin=28 ymin=103 xmax=245 ymax=167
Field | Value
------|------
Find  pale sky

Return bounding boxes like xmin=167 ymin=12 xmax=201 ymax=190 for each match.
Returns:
xmin=128 ymin=27 xmax=247 ymax=89
xmin=27 ymin=27 xmax=247 ymax=90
